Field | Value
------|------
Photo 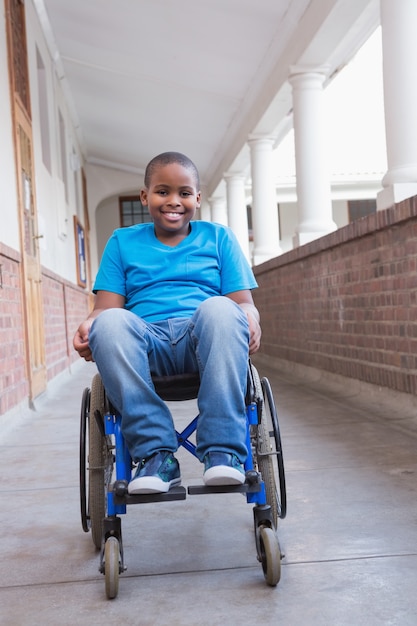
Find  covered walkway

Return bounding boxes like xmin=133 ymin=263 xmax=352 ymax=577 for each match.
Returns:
xmin=1 ymin=359 xmax=416 ymax=625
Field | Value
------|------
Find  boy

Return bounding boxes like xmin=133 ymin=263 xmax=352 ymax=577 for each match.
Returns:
xmin=73 ymin=152 xmax=261 ymax=494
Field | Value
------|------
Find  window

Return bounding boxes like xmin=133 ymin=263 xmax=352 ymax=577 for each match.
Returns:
xmin=348 ymin=199 xmax=376 ymax=222
xmin=71 ymin=148 xmax=81 ymax=218
xmin=58 ymin=108 xmax=68 ymax=202
xmin=119 ymin=196 xmax=151 ymax=227
xmin=6 ymin=0 xmax=31 ymax=116
xmin=36 ymin=48 xmax=51 ymax=171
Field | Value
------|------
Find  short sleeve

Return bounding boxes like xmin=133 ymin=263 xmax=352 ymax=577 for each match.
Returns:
xmin=218 ymin=227 xmax=258 ymax=294
xmin=93 ymin=231 xmax=127 ymax=296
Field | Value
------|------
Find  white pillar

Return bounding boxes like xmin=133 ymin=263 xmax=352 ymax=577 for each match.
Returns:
xmin=224 ymin=173 xmax=250 ymax=261
xmin=199 ymin=200 xmax=211 ymax=222
xmin=248 ymin=136 xmax=281 ymax=265
xmin=377 ymin=0 xmax=417 ymax=210
xmin=289 ymin=67 xmax=336 ymax=246
xmin=208 ymin=196 xmax=228 ymax=225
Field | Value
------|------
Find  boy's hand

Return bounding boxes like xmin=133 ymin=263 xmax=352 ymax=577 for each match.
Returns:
xmin=73 ymin=319 xmax=95 ymax=361
xmin=226 ymin=291 xmax=262 ymax=355
xmin=246 ymin=311 xmax=261 ymax=354
xmin=73 ymin=292 xmax=126 ymax=362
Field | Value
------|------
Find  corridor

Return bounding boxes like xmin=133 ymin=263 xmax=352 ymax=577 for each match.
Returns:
xmin=0 ymin=358 xmax=416 ymax=625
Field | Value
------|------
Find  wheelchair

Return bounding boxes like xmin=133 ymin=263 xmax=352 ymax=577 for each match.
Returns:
xmin=79 ymin=360 xmax=286 ymax=599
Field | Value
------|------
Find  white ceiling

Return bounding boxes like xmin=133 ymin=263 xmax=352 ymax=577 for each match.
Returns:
xmin=35 ymin=0 xmax=379 ymax=194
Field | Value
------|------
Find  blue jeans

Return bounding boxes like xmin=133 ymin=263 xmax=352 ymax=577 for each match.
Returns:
xmin=89 ymin=296 xmax=250 ymax=463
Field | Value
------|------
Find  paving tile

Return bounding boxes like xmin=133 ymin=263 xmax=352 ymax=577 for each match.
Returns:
xmin=1 ymin=359 xmax=417 ymax=625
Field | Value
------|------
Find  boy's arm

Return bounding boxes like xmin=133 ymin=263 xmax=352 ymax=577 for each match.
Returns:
xmin=73 ymin=290 xmax=125 ymax=361
xmin=226 ymin=290 xmax=261 ymax=354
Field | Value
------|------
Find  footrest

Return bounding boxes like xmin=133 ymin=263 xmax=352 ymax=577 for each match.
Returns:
xmin=188 ymin=483 xmax=261 ymax=495
xmin=113 ymin=485 xmax=187 ymax=504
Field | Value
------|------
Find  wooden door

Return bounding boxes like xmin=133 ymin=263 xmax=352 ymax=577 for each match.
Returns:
xmin=6 ymin=0 xmax=47 ymax=399
xmin=15 ymin=102 xmax=47 ymax=399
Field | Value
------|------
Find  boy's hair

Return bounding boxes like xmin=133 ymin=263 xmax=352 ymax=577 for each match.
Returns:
xmin=144 ymin=152 xmax=200 ymax=189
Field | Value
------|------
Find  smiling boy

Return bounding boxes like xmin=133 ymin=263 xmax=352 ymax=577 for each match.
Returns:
xmin=73 ymin=152 xmax=261 ymax=494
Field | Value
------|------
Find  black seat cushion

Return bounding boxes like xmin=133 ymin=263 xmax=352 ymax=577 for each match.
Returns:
xmin=151 ymin=362 xmax=255 ymax=403
xmin=152 ymin=373 xmax=200 ymax=401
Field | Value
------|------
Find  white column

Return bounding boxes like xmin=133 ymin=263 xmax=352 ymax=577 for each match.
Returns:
xmin=289 ymin=67 xmax=336 ymax=246
xmin=199 ymin=200 xmax=211 ymax=222
xmin=377 ymin=0 xmax=417 ymax=210
xmin=224 ymin=173 xmax=250 ymax=261
xmin=208 ymin=196 xmax=228 ymax=225
xmin=248 ymin=136 xmax=281 ymax=265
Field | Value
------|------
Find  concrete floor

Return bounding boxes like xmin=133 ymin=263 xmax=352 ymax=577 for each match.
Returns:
xmin=1 ymin=357 xmax=417 ymax=625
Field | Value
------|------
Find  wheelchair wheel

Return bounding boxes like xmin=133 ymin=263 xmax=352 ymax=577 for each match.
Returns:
xmin=104 ymin=536 xmax=120 ymax=599
xmin=89 ymin=373 xmax=114 ymax=549
xmin=250 ymin=365 xmax=279 ymax=528
xmin=261 ymin=376 xmax=287 ymax=520
xmin=80 ymin=386 xmax=91 ymax=533
xmin=259 ymin=526 xmax=281 ymax=586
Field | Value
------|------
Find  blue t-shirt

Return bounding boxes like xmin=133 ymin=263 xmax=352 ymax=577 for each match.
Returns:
xmin=93 ymin=221 xmax=257 ymax=322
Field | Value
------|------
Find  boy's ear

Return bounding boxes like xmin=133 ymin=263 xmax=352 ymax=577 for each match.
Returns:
xmin=196 ymin=191 xmax=201 ymax=208
xmin=140 ymin=188 xmax=148 ymax=205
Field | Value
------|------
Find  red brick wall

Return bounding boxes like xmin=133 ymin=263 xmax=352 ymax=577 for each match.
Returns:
xmin=3 ymin=195 xmax=417 ymax=414
xmin=64 ymin=284 xmax=93 ymax=366
xmin=253 ymin=195 xmax=417 ymax=395
xmin=0 ymin=244 xmax=27 ymax=413
xmin=42 ymin=268 xmax=91 ymax=380
xmin=0 ymin=246 xmax=91 ymax=415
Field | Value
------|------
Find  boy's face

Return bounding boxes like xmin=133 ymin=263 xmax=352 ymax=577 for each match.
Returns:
xmin=140 ymin=163 xmax=201 ymax=242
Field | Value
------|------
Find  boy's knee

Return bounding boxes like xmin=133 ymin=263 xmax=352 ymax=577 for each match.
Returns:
xmin=196 ymin=296 xmax=246 ymax=328
xmin=90 ymin=308 xmax=143 ymax=345
xmin=91 ymin=308 xmax=126 ymax=332
xmin=198 ymin=296 xmax=235 ymax=314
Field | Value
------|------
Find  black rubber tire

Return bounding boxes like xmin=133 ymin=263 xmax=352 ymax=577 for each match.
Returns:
xmin=88 ymin=374 xmax=112 ymax=550
xmin=104 ymin=536 xmax=120 ymax=599
xmin=79 ymin=386 xmax=90 ymax=533
xmin=261 ymin=376 xmax=287 ymax=520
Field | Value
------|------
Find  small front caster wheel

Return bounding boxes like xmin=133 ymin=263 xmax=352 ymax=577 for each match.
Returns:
xmin=259 ymin=526 xmax=281 ymax=586
xmin=105 ymin=536 xmax=120 ymax=599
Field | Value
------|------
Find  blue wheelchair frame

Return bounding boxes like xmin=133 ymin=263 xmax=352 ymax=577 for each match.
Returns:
xmin=80 ymin=364 xmax=285 ymax=596
xmin=104 ymin=394 xmax=267 ymax=519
